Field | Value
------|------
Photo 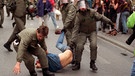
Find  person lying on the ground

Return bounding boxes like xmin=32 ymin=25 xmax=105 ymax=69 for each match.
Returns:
xmin=35 ymin=31 xmax=74 ymax=72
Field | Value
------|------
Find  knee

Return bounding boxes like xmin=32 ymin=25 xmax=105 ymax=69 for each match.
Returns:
xmin=76 ymin=44 xmax=84 ymax=50
xmin=24 ymin=57 xmax=35 ymax=64
xmin=90 ymin=45 xmax=97 ymax=51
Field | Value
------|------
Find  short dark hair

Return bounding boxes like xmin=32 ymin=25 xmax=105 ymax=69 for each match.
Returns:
xmin=37 ymin=25 xmax=49 ymax=36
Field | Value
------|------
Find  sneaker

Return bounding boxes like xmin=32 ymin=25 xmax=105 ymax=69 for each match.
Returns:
xmin=3 ymin=43 xmax=13 ymax=52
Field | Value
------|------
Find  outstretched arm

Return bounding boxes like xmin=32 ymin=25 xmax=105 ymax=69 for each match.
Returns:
xmin=13 ymin=62 xmax=21 ymax=75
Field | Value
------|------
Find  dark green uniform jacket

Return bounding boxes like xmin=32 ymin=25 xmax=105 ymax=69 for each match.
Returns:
xmin=72 ymin=8 xmax=113 ymax=42
xmin=17 ymin=28 xmax=47 ymax=62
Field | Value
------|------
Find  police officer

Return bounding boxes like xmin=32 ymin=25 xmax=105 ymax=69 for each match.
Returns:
xmin=71 ymin=0 xmax=114 ymax=71
xmin=0 ymin=0 xmax=4 ymax=28
xmin=13 ymin=25 xmax=55 ymax=76
xmin=4 ymin=0 xmax=26 ymax=52
xmin=60 ymin=0 xmax=76 ymax=46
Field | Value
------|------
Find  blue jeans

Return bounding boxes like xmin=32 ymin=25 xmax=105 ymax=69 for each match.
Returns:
xmin=116 ymin=13 xmax=121 ymax=31
xmin=48 ymin=11 xmax=58 ymax=28
xmin=56 ymin=31 xmax=68 ymax=52
xmin=131 ymin=60 xmax=135 ymax=76
xmin=121 ymin=11 xmax=130 ymax=33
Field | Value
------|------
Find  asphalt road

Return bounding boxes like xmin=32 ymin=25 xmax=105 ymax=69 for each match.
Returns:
xmin=0 ymin=7 xmax=134 ymax=76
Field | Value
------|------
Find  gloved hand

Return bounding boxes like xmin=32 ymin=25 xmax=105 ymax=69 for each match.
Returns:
xmin=61 ymin=28 xmax=66 ymax=33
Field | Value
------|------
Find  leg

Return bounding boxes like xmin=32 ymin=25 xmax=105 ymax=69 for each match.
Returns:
xmin=131 ymin=60 xmax=135 ymax=76
xmin=13 ymin=44 xmax=37 ymax=76
xmin=49 ymin=12 xmax=58 ymax=29
xmin=88 ymin=31 xmax=98 ymax=71
xmin=116 ymin=13 xmax=121 ymax=31
xmin=32 ymin=47 xmax=55 ymax=76
xmin=0 ymin=9 xmax=4 ymax=28
xmin=4 ymin=16 xmax=26 ymax=52
xmin=121 ymin=11 xmax=129 ymax=34
xmin=65 ymin=30 xmax=72 ymax=46
xmin=42 ymin=15 xmax=48 ymax=26
xmin=72 ymin=33 xmax=87 ymax=70
xmin=56 ymin=31 xmax=68 ymax=52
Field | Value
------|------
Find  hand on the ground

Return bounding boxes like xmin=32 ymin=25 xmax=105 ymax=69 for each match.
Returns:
xmin=35 ymin=60 xmax=41 ymax=68
xmin=13 ymin=62 xmax=21 ymax=75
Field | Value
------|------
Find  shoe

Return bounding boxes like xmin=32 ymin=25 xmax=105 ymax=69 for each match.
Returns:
xmin=0 ymin=25 xmax=3 ymax=28
xmin=3 ymin=43 xmax=13 ymax=52
xmin=12 ymin=22 xmax=16 ymax=27
xmin=90 ymin=60 xmax=98 ymax=71
xmin=55 ymin=29 xmax=61 ymax=35
xmin=30 ymin=71 xmax=37 ymax=76
xmin=42 ymin=68 xmax=55 ymax=76
xmin=72 ymin=62 xmax=80 ymax=70
xmin=121 ymin=32 xmax=127 ymax=34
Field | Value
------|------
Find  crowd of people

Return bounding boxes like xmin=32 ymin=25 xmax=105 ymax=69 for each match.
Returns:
xmin=0 ymin=0 xmax=135 ymax=76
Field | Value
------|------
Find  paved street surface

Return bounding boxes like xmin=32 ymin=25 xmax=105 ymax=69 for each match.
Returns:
xmin=0 ymin=7 xmax=134 ymax=76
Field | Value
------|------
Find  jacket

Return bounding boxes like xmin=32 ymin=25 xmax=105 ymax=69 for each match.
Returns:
xmin=14 ymin=0 xmax=26 ymax=17
xmin=60 ymin=3 xmax=76 ymax=29
xmin=17 ymin=28 xmax=47 ymax=62
xmin=37 ymin=0 xmax=52 ymax=17
xmin=72 ymin=8 xmax=113 ymax=41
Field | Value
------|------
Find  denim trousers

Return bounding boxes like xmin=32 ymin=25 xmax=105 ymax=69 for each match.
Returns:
xmin=48 ymin=11 xmax=58 ymax=28
xmin=116 ymin=13 xmax=121 ymax=31
xmin=56 ymin=31 xmax=68 ymax=52
xmin=131 ymin=59 xmax=135 ymax=76
xmin=121 ymin=11 xmax=130 ymax=33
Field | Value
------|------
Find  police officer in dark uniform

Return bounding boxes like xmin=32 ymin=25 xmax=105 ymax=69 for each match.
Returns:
xmin=0 ymin=0 xmax=4 ymax=28
xmin=4 ymin=0 xmax=26 ymax=52
xmin=71 ymin=0 xmax=114 ymax=71
xmin=13 ymin=25 xmax=55 ymax=76
xmin=60 ymin=0 xmax=76 ymax=46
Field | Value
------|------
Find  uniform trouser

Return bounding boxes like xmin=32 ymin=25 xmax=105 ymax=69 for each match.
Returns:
xmin=0 ymin=8 xmax=4 ymax=25
xmin=6 ymin=15 xmax=26 ymax=45
xmin=13 ymin=44 xmax=48 ymax=72
xmin=75 ymin=31 xmax=97 ymax=63
xmin=65 ymin=29 xmax=72 ymax=46
xmin=6 ymin=6 xmax=10 ymax=16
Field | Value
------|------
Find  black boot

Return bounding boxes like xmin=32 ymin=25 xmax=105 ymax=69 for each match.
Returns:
xmin=72 ymin=62 xmax=80 ymax=70
xmin=42 ymin=68 xmax=55 ymax=76
xmin=3 ymin=43 xmax=13 ymax=52
xmin=90 ymin=60 xmax=98 ymax=71
xmin=30 ymin=70 xmax=37 ymax=76
xmin=0 ymin=25 xmax=3 ymax=28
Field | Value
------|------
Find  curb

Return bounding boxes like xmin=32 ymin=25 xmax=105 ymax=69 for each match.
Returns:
xmin=97 ymin=34 xmax=134 ymax=54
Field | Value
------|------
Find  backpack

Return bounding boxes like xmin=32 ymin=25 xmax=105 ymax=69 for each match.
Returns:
xmin=7 ymin=0 xmax=16 ymax=13
xmin=127 ymin=12 xmax=135 ymax=28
